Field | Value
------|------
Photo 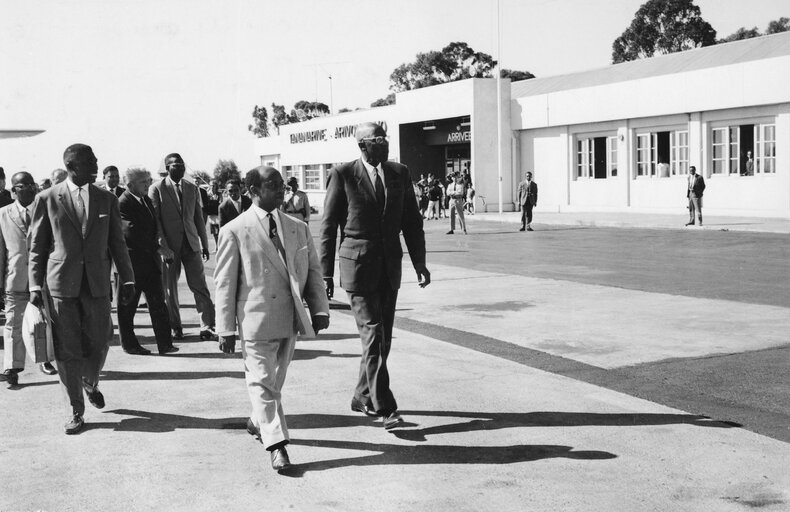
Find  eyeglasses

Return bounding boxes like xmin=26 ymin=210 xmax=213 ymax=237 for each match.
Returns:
xmin=167 ymin=162 xmax=185 ymax=168
xmin=12 ymin=183 xmax=37 ymax=190
xmin=360 ymin=136 xmax=389 ymax=145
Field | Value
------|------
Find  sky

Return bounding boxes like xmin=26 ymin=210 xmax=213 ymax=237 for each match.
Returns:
xmin=1 ymin=0 xmax=787 ymax=181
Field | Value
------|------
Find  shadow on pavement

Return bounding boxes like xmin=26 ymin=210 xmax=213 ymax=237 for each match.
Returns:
xmin=293 ymin=349 xmax=357 ymax=361
xmin=100 ymin=370 xmax=243 ymax=381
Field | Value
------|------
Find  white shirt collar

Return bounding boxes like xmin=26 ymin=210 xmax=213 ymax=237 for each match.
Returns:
xmin=167 ymin=176 xmax=181 ymax=188
xmin=360 ymin=158 xmax=383 ymax=176
xmin=14 ymin=200 xmax=30 ymax=214
xmin=65 ymin=178 xmax=87 ymax=192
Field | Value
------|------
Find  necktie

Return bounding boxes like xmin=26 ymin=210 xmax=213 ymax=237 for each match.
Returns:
xmin=374 ymin=167 xmax=385 ymax=213
xmin=23 ymin=208 xmax=30 ymax=230
xmin=76 ymin=187 xmax=87 ymax=236
xmin=268 ymin=213 xmax=286 ymax=264
xmin=175 ymin=182 xmax=183 ymax=204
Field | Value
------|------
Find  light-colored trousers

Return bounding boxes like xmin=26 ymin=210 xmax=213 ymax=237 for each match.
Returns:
xmin=162 ymin=241 xmax=215 ymax=330
xmin=242 ymin=334 xmax=297 ymax=450
xmin=3 ymin=292 xmax=29 ymax=370
xmin=450 ymin=199 xmax=466 ymax=232
xmin=688 ymin=196 xmax=702 ymax=223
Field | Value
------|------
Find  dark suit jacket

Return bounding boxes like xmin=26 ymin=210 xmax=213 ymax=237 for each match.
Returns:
xmin=29 ymin=182 xmax=133 ymax=298
xmin=219 ymin=196 xmax=251 ymax=227
xmin=517 ymin=180 xmax=538 ymax=207
xmin=119 ymin=190 xmax=161 ymax=280
xmin=319 ymin=158 xmax=425 ymax=293
xmin=148 ymin=177 xmax=208 ymax=254
xmin=0 ymin=189 xmax=12 ymax=208
xmin=687 ymin=174 xmax=706 ymax=198
xmin=103 ymin=185 xmax=125 ymax=198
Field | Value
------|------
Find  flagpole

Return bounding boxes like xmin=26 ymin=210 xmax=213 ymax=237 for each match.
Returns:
xmin=495 ymin=0 xmax=503 ymax=215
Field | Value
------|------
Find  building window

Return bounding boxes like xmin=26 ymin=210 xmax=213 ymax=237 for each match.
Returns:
xmin=282 ymin=166 xmax=296 ymax=181
xmin=710 ymin=122 xmax=775 ymax=176
xmin=635 ymin=129 xmax=687 ymax=178
xmin=711 ymin=128 xmax=727 ymax=175
xmin=756 ymin=124 xmax=776 ymax=174
xmin=576 ymin=135 xmax=616 ymax=179
xmin=636 ymin=134 xmax=651 ymax=177
xmin=303 ymin=164 xmax=321 ymax=190
xmin=670 ymin=131 xmax=689 ymax=175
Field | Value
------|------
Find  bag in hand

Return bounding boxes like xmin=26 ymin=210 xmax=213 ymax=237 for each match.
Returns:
xmin=22 ymin=300 xmax=55 ymax=363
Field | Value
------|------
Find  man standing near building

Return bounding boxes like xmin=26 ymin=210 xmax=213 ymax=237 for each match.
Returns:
xmin=517 ymin=171 xmax=538 ymax=232
xmin=281 ymin=177 xmax=311 ymax=223
xmin=218 ymin=179 xmax=251 ymax=228
xmin=118 ymin=168 xmax=177 ymax=355
xmin=0 ymin=172 xmax=58 ymax=386
xmin=686 ymin=166 xmax=705 ymax=227
xmin=101 ymin=165 xmax=125 ymax=197
xmin=216 ymin=166 xmax=329 ymax=472
xmin=29 ymin=144 xmax=135 ymax=434
xmin=148 ymin=153 xmax=215 ymax=341
xmin=320 ymin=122 xmax=430 ymax=430
xmin=743 ymin=151 xmax=754 ymax=176
xmin=445 ymin=173 xmax=467 ymax=235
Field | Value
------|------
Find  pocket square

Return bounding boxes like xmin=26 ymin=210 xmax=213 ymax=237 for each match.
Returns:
xmin=99 ymin=214 xmax=108 ymax=218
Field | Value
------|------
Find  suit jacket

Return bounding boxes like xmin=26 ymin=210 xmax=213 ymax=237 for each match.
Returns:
xmin=0 ymin=189 xmax=13 ymax=208
xmin=218 ymin=195 xmax=251 ymax=227
xmin=101 ymin=185 xmax=125 ymax=198
xmin=148 ymin=177 xmax=208 ymax=254
xmin=119 ymin=190 xmax=161 ymax=279
xmin=517 ymin=180 xmax=538 ymax=207
xmin=29 ymin=182 xmax=133 ymax=298
xmin=0 ymin=203 xmax=32 ymax=293
xmin=214 ymin=208 xmax=328 ymax=340
xmin=319 ymin=158 xmax=425 ymax=293
xmin=687 ymin=174 xmax=706 ymax=198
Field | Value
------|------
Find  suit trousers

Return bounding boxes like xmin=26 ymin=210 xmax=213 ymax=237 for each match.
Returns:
xmin=348 ymin=277 xmax=399 ymax=415
xmin=50 ymin=275 xmax=111 ymax=416
xmin=162 ymin=236 xmax=215 ymax=330
xmin=520 ymin=202 xmax=534 ymax=228
xmin=243 ymin=334 xmax=297 ymax=450
xmin=118 ymin=265 xmax=172 ymax=351
xmin=450 ymin=199 xmax=466 ymax=232
xmin=3 ymin=292 xmax=29 ymax=370
xmin=688 ymin=196 xmax=702 ymax=223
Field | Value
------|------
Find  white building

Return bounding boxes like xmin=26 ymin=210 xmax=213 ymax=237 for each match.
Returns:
xmin=258 ymin=31 xmax=790 ymax=218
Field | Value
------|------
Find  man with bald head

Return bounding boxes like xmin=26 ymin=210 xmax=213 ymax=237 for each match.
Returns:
xmin=320 ymin=122 xmax=430 ymax=430
xmin=29 ymin=144 xmax=135 ymax=434
xmin=216 ymin=166 xmax=329 ymax=472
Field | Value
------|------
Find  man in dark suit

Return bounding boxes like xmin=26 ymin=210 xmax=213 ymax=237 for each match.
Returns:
xmin=320 ymin=122 xmax=430 ymax=430
xmin=517 ymin=171 xmax=538 ymax=232
xmin=148 ymin=153 xmax=215 ymax=341
xmin=118 ymin=168 xmax=177 ymax=356
xmin=0 ymin=167 xmax=12 ymax=208
xmin=686 ymin=165 xmax=706 ymax=227
xmin=101 ymin=165 xmax=125 ymax=197
xmin=29 ymin=144 xmax=135 ymax=434
xmin=218 ymin=179 xmax=251 ymax=227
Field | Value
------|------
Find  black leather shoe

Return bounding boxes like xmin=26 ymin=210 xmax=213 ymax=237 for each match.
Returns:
xmin=159 ymin=345 xmax=179 ymax=355
xmin=64 ymin=413 xmax=84 ymax=435
xmin=270 ymin=447 xmax=292 ymax=472
xmin=519 ymin=227 xmax=525 ymax=231
xmin=123 ymin=345 xmax=151 ymax=355
xmin=685 ymin=222 xmax=694 ymax=226
xmin=199 ymin=328 xmax=217 ymax=341
xmin=86 ymin=388 xmax=105 ymax=409
xmin=172 ymin=328 xmax=184 ymax=340
xmin=350 ymin=398 xmax=379 ymax=417
xmin=40 ymin=362 xmax=58 ymax=375
xmin=445 ymin=230 xmax=454 ymax=235
xmin=1 ymin=369 xmax=21 ymax=386
xmin=527 ymin=226 xmax=534 ymax=231
xmin=383 ymin=411 xmax=404 ymax=430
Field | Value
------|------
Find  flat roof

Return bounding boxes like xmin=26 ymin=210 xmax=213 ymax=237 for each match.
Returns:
xmin=511 ymin=31 xmax=790 ymax=98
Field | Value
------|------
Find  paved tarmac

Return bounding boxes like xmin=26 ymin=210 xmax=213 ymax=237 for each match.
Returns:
xmin=1 ymin=211 xmax=789 ymax=511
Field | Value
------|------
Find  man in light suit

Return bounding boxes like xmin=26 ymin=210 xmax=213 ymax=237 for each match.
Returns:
xmin=320 ymin=122 xmax=430 ymax=430
xmin=148 ymin=153 xmax=215 ymax=341
xmin=29 ymin=144 xmax=135 ymax=434
xmin=0 ymin=172 xmax=58 ymax=386
xmin=215 ymin=166 xmax=329 ymax=472
xmin=685 ymin=165 xmax=706 ymax=227
xmin=517 ymin=171 xmax=538 ymax=232
xmin=218 ymin=179 xmax=251 ymax=227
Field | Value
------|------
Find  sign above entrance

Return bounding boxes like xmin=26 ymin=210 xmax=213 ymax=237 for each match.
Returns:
xmin=424 ymin=122 xmax=471 ymax=146
xmin=289 ymin=121 xmax=389 ymax=145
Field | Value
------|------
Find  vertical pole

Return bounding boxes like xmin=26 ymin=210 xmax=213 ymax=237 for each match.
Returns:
xmin=495 ymin=0 xmax=503 ymax=214
xmin=329 ymin=75 xmax=334 ymax=115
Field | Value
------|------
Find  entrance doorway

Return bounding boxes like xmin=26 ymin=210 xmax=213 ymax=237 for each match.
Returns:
xmin=445 ymin=145 xmax=471 ymax=177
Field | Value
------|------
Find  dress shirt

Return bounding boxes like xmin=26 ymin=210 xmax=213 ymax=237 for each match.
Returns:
xmin=14 ymin=200 xmax=31 ymax=228
xmin=166 ymin=177 xmax=183 ymax=201
xmin=65 ymin=178 xmax=90 ymax=220
xmin=232 ymin=198 xmax=241 ymax=213
xmin=360 ymin=158 xmax=387 ymax=201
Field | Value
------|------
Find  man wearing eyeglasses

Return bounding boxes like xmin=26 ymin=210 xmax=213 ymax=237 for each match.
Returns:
xmin=148 ymin=153 xmax=216 ymax=341
xmin=320 ymin=122 xmax=430 ymax=431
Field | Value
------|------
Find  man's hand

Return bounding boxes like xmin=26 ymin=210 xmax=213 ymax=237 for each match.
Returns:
xmin=30 ymin=290 xmax=44 ymax=308
xmin=219 ymin=334 xmax=237 ymax=354
xmin=202 ymin=247 xmax=210 ymax=261
xmin=158 ymin=247 xmax=174 ymax=264
xmin=312 ymin=315 xmax=329 ymax=333
xmin=415 ymin=265 xmax=431 ymax=288
xmin=119 ymin=283 xmax=136 ymax=305
xmin=324 ymin=277 xmax=334 ymax=300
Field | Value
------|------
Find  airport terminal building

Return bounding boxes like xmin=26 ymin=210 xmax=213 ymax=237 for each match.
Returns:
xmin=257 ymin=32 xmax=790 ymax=218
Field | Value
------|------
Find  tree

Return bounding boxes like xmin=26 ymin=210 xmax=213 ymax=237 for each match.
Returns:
xmin=611 ymin=0 xmax=717 ymax=64
xmin=293 ymin=100 xmax=330 ymax=120
xmin=248 ymin=105 xmax=269 ymax=138
xmin=270 ymin=103 xmax=296 ymax=135
xmin=338 ymin=107 xmax=352 ymax=113
xmin=213 ymin=159 xmax=240 ymax=189
xmin=501 ymin=69 xmax=535 ymax=81
xmin=766 ymin=17 xmax=790 ymax=34
xmin=387 ymin=42 xmax=533 ymax=93
xmin=718 ymin=27 xmax=761 ymax=43
xmin=370 ymin=93 xmax=396 ymax=108
xmin=191 ymin=170 xmax=212 ymax=187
